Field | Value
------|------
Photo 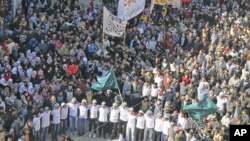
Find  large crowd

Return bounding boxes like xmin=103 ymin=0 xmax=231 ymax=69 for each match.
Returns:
xmin=0 ymin=0 xmax=249 ymax=141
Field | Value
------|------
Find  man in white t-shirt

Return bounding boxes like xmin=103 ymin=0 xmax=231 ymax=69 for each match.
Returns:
xmin=126 ymin=107 xmax=136 ymax=141
xmin=32 ymin=112 xmax=41 ymax=141
xmin=109 ymin=102 xmax=120 ymax=140
xmin=151 ymin=83 xmax=160 ymax=100
xmin=67 ymin=97 xmax=80 ymax=136
xmin=161 ymin=114 xmax=171 ymax=141
xmin=51 ymin=103 xmax=61 ymax=141
xmin=89 ymin=99 xmax=99 ymax=138
xmin=78 ymin=99 xmax=88 ymax=136
xmin=134 ymin=110 xmax=145 ymax=141
xmin=119 ymin=102 xmax=129 ymax=139
xmin=154 ymin=113 xmax=163 ymax=141
xmin=40 ymin=107 xmax=51 ymax=141
xmin=60 ymin=102 xmax=68 ymax=135
xmin=98 ymin=101 xmax=109 ymax=138
xmin=143 ymin=110 xmax=154 ymax=141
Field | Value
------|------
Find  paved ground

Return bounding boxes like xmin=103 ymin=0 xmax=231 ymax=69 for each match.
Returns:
xmin=72 ymin=135 xmax=107 ymax=141
xmin=54 ymin=118 xmax=108 ymax=141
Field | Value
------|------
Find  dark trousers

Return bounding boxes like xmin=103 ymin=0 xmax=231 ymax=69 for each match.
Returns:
xmin=89 ymin=118 xmax=97 ymax=133
xmin=134 ymin=128 xmax=144 ymax=141
xmin=119 ymin=119 xmax=127 ymax=138
xmin=98 ymin=121 xmax=107 ymax=138
xmin=110 ymin=122 xmax=118 ymax=140
xmin=52 ymin=124 xmax=60 ymax=141
xmin=60 ymin=119 xmax=67 ymax=135
xmin=154 ymin=131 xmax=162 ymax=141
xmin=33 ymin=130 xmax=40 ymax=141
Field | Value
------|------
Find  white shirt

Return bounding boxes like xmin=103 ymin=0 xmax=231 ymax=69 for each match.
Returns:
xmin=177 ymin=116 xmax=188 ymax=129
xmin=119 ymin=107 xmax=129 ymax=122
xmin=110 ymin=108 xmax=120 ymax=123
xmin=41 ymin=111 xmax=51 ymax=128
xmin=98 ymin=107 xmax=109 ymax=122
xmin=162 ymin=120 xmax=171 ymax=135
xmin=33 ymin=116 xmax=41 ymax=131
xmin=145 ymin=115 xmax=155 ymax=129
xmin=51 ymin=108 xmax=61 ymax=124
xmin=221 ymin=116 xmax=231 ymax=127
xmin=151 ymin=86 xmax=160 ymax=98
xmin=127 ymin=113 xmax=136 ymax=128
xmin=79 ymin=105 xmax=88 ymax=119
xmin=142 ymin=85 xmax=151 ymax=97
xmin=90 ymin=105 xmax=99 ymax=119
xmin=154 ymin=76 xmax=163 ymax=87
xmin=68 ymin=102 xmax=79 ymax=117
xmin=216 ymin=96 xmax=228 ymax=111
xmin=136 ymin=116 xmax=145 ymax=129
xmin=154 ymin=118 xmax=163 ymax=132
xmin=60 ymin=106 xmax=69 ymax=120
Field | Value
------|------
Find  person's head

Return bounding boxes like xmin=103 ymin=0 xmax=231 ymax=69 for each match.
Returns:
xmin=54 ymin=103 xmax=60 ymax=109
xmin=146 ymin=110 xmax=153 ymax=116
xmin=92 ymin=99 xmax=97 ymax=106
xmin=226 ymin=111 xmax=231 ymax=117
xmin=81 ymin=99 xmax=87 ymax=106
xmin=71 ymin=97 xmax=77 ymax=104
xmin=129 ymin=107 xmax=134 ymax=113
xmin=122 ymin=102 xmax=127 ymax=108
xmin=101 ymin=101 xmax=106 ymax=108
xmin=45 ymin=107 xmax=49 ymax=112
xmin=139 ymin=110 xmax=144 ymax=116
xmin=51 ymin=95 xmax=57 ymax=102
xmin=153 ymin=83 xmax=158 ymax=88
xmin=61 ymin=102 xmax=66 ymax=108
xmin=112 ymin=103 xmax=118 ymax=109
xmin=236 ymin=100 xmax=241 ymax=107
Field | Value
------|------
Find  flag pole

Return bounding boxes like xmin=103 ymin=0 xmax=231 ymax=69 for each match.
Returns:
xmin=112 ymin=66 xmax=124 ymax=103
xmin=117 ymin=86 xmax=124 ymax=103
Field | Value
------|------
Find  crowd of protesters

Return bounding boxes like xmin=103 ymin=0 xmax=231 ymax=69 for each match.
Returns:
xmin=0 ymin=0 xmax=249 ymax=141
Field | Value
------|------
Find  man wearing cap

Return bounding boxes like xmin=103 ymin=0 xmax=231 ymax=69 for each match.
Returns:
xmin=143 ymin=110 xmax=154 ymax=141
xmin=98 ymin=101 xmax=109 ymax=138
xmin=134 ymin=110 xmax=145 ymax=141
xmin=109 ymin=102 xmax=120 ymax=140
xmin=60 ymin=102 xmax=68 ymax=135
xmin=161 ymin=114 xmax=171 ymax=141
xmin=154 ymin=113 xmax=163 ymax=141
xmin=51 ymin=103 xmax=61 ymax=141
xmin=89 ymin=99 xmax=98 ymax=138
xmin=119 ymin=102 xmax=128 ymax=140
xmin=40 ymin=107 xmax=51 ymax=141
xmin=67 ymin=97 xmax=79 ymax=136
xmin=126 ymin=108 xmax=136 ymax=141
xmin=78 ymin=99 xmax=88 ymax=136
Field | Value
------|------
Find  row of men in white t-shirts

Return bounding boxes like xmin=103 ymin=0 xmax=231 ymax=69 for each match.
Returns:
xmin=33 ymin=97 xmax=192 ymax=140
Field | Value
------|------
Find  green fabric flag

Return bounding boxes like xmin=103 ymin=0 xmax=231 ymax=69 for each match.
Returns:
xmin=91 ymin=67 xmax=119 ymax=91
xmin=183 ymin=98 xmax=218 ymax=122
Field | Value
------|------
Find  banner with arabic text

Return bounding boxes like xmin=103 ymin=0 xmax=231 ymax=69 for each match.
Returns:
xmin=103 ymin=7 xmax=127 ymax=37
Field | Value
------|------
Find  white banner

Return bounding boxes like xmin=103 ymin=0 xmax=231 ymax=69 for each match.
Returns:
xmin=172 ymin=0 xmax=182 ymax=9
xmin=103 ymin=7 xmax=127 ymax=37
xmin=117 ymin=0 xmax=146 ymax=21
